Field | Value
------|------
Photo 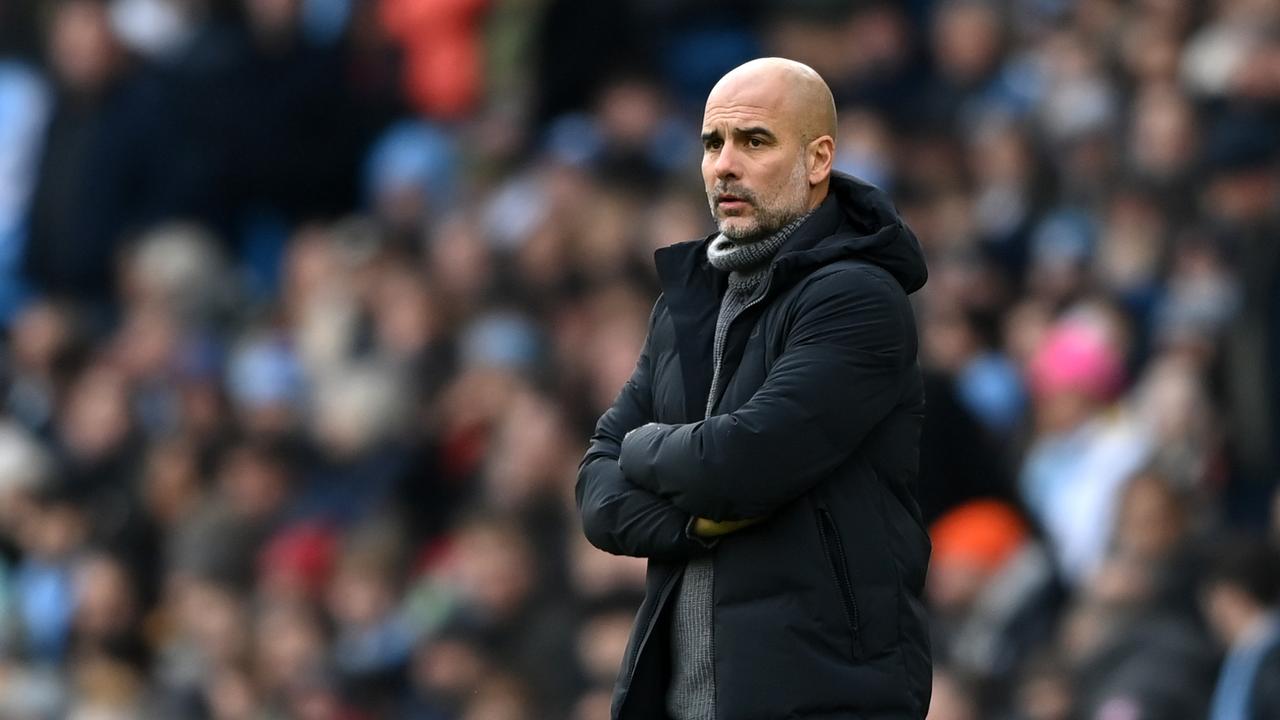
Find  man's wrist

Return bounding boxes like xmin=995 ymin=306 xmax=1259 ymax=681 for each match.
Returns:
xmin=684 ymin=515 xmax=720 ymax=549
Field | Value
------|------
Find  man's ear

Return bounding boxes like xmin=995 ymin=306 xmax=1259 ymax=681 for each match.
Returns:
xmin=807 ymin=135 xmax=835 ymax=186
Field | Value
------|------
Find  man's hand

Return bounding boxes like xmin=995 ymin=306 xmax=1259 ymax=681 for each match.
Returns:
xmin=693 ymin=516 xmax=763 ymax=537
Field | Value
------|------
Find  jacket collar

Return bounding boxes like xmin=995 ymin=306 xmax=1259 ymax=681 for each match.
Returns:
xmin=651 ymin=173 xmax=927 ymax=421
xmin=654 ymin=172 xmax=927 ymax=304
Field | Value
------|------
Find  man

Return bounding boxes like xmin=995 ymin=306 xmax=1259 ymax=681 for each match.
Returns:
xmin=576 ymin=58 xmax=932 ymax=719
xmin=1203 ymin=538 xmax=1280 ymax=720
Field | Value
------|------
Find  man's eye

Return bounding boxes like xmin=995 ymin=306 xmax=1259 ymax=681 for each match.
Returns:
xmin=706 ymin=140 xmax=722 ymax=150
xmin=749 ymin=137 xmax=763 ymax=148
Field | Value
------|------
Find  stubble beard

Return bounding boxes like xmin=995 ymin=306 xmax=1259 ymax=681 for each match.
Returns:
xmin=710 ymin=156 xmax=811 ymax=243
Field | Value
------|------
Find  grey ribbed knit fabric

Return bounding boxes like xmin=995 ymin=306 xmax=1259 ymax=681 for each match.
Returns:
xmin=667 ymin=211 xmax=812 ymax=720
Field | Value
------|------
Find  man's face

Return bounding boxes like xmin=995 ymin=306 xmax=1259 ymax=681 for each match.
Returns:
xmin=701 ymin=81 xmax=812 ymax=241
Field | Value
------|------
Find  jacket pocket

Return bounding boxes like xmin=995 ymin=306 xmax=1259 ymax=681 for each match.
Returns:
xmin=815 ymin=506 xmax=863 ymax=657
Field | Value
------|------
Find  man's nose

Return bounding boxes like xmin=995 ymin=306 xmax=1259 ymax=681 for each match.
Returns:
xmin=714 ymin=142 xmax=740 ymax=180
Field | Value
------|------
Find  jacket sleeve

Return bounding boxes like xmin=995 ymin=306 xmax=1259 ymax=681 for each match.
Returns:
xmin=575 ymin=299 xmax=703 ymax=559
xmin=618 ymin=267 xmax=912 ymax=521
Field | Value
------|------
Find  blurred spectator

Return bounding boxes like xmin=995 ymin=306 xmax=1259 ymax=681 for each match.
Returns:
xmin=1010 ymin=653 xmax=1072 ymax=720
xmin=916 ymin=302 xmax=1021 ymax=521
xmin=922 ymin=0 xmax=1013 ymax=129
xmin=1206 ymin=114 xmax=1280 ymax=521
xmin=24 ymin=0 xmax=185 ymax=304
xmin=1202 ymin=538 xmax=1280 ymax=720
xmin=69 ymin=550 xmax=144 ymax=664
xmin=13 ymin=483 xmax=87 ymax=661
xmin=403 ymin=623 xmax=493 ymax=719
xmin=1020 ymin=317 xmax=1151 ymax=584
xmin=928 ymin=500 xmax=1059 ymax=706
xmin=325 ymin=520 xmax=413 ymax=709
xmin=364 ymin=121 xmax=458 ymax=244
xmin=1063 ymin=552 xmax=1216 ymax=720
xmin=379 ymin=0 xmax=488 ymax=119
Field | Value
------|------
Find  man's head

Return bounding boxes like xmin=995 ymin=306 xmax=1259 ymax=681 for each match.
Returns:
xmin=1200 ymin=537 xmax=1280 ymax=647
xmin=701 ymin=58 xmax=837 ymax=242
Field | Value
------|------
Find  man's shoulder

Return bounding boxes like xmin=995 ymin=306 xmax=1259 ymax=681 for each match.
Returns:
xmin=788 ymin=259 xmax=906 ymax=306
xmin=805 ymin=257 xmax=898 ymax=283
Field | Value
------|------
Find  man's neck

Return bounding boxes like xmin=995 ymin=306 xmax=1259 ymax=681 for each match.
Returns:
xmin=707 ymin=207 xmax=817 ymax=274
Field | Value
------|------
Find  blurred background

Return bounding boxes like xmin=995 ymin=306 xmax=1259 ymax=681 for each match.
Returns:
xmin=0 ymin=0 xmax=1279 ymax=718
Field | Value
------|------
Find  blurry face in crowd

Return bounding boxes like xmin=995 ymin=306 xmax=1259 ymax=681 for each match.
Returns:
xmin=175 ymin=578 xmax=250 ymax=666
xmin=20 ymin=499 xmax=87 ymax=560
xmin=412 ymin=636 xmax=489 ymax=703
xmin=701 ymin=59 xmax=835 ymax=242
xmin=142 ymin=438 xmax=201 ymax=527
xmin=1014 ymin=665 xmax=1072 ymax=720
xmin=60 ymin=363 xmax=131 ymax=461
xmin=244 ymin=0 xmax=301 ymax=36
xmin=326 ymin=563 xmax=395 ymax=628
xmin=461 ymin=675 xmax=533 ymax=720
xmin=10 ymin=301 xmax=73 ymax=377
xmin=1202 ymin=583 xmax=1254 ymax=647
xmin=598 ymin=80 xmax=663 ymax=148
xmin=449 ymin=522 xmax=534 ymax=620
xmin=1113 ymin=472 xmax=1186 ymax=561
xmin=931 ymin=1 xmax=1002 ymax=84
xmin=205 ymin=665 xmax=259 ymax=720
xmin=218 ymin=445 xmax=289 ymax=522
xmin=254 ymin=602 xmax=326 ymax=692
xmin=48 ymin=0 xmax=121 ymax=92
xmin=575 ymin=610 xmax=634 ymax=685
xmin=73 ymin=553 xmax=137 ymax=641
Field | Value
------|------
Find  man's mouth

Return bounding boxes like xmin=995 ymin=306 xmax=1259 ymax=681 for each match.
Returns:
xmin=717 ymin=194 xmax=750 ymax=209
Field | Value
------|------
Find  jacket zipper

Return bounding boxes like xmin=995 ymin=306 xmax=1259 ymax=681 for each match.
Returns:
xmin=709 ymin=271 xmax=775 ymax=414
xmin=815 ymin=506 xmax=862 ymax=654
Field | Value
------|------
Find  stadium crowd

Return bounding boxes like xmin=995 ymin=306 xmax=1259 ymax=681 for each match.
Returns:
xmin=1 ymin=0 xmax=1279 ymax=718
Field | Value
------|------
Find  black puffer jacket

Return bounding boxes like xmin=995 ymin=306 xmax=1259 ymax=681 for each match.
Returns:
xmin=576 ymin=173 xmax=932 ymax=720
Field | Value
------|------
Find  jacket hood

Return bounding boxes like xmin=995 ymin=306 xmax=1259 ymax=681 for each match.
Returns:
xmin=655 ymin=172 xmax=928 ymax=300
xmin=771 ymin=171 xmax=928 ymax=294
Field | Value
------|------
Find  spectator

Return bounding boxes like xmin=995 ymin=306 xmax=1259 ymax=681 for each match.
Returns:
xmin=1202 ymin=538 xmax=1280 ymax=720
xmin=927 ymin=500 xmax=1059 ymax=706
xmin=1020 ymin=317 xmax=1151 ymax=585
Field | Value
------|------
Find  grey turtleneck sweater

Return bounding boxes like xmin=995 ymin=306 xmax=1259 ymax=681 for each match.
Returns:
xmin=667 ymin=212 xmax=812 ymax=720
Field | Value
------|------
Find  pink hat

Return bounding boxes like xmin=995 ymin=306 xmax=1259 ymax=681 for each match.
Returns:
xmin=1028 ymin=321 xmax=1124 ymax=401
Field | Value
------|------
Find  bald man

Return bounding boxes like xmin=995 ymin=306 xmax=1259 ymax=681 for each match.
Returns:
xmin=577 ymin=58 xmax=932 ymax=719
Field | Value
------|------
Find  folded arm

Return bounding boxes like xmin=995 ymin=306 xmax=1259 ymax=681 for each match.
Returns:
xmin=618 ymin=267 xmax=911 ymax=521
xmin=575 ymin=300 xmax=708 ymax=559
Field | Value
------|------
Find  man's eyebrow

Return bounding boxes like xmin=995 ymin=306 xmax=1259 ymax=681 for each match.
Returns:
xmin=701 ymin=126 xmax=778 ymax=143
xmin=734 ymin=126 xmax=777 ymax=140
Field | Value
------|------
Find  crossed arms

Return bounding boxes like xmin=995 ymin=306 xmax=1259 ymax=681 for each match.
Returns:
xmin=575 ymin=268 xmax=910 ymax=559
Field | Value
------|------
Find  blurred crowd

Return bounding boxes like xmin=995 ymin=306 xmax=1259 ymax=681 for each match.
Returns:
xmin=0 ymin=0 xmax=1279 ymax=718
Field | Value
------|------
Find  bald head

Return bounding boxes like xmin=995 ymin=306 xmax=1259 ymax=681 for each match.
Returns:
xmin=707 ymin=58 xmax=838 ymax=144
xmin=701 ymin=58 xmax=838 ymax=241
